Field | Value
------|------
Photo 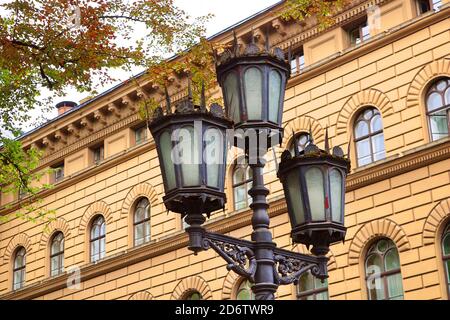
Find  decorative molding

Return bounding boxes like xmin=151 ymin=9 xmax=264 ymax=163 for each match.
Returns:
xmin=3 ymin=233 xmax=33 ymax=264
xmin=348 ymin=219 xmax=410 ymax=265
xmin=423 ymin=197 xmax=450 ymax=245
xmin=346 ymin=138 xmax=450 ymax=191
xmin=336 ymin=89 xmax=394 ymax=136
xmin=170 ymin=276 xmax=213 ymax=300
xmin=121 ymin=183 xmax=160 ymax=219
xmin=222 ymin=270 xmax=240 ymax=300
xmin=129 ymin=290 xmax=153 ymax=300
xmin=406 ymin=58 xmax=450 ymax=111
xmin=78 ymin=201 xmax=114 ymax=236
xmin=39 ymin=218 xmax=71 ymax=249
xmin=295 ymin=245 xmax=337 ymax=271
xmin=282 ymin=116 xmax=324 ymax=148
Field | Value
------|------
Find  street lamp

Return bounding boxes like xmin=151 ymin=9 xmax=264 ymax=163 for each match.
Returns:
xmin=148 ymin=32 xmax=350 ymax=300
xmin=278 ymin=137 xmax=350 ymax=256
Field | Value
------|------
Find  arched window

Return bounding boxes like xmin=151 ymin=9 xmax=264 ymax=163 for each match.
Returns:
xmin=297 ymin=271 xmax=328 ymax=300
xmin=354 ymin=108 xmax=385 ymax=167
xmin=426 ymin=78 xmax=450 ymax=141
xmin=232 ymin=161 xmax=252 ymax=211
xmin=134 ymin=198 xmax=151 ymax=246
xmin=13 ymin=247 xmax=26 ymax=290
xmin=442 ymin=224 xmax=450 ymax=298
xmin=365 ymin=239 xmax=404 ymax=300
xmin=236 ymin=279 xmax=255 ymax=300
xmin=50 ymin=232 xmax=64 ymax=276
xmin=90 ymin=215 xmax=106 ymax=263
xmin=185 ymin=291 xmax=203 ymax=300
xmin=289 ymin=132 xmax=311 ymax=156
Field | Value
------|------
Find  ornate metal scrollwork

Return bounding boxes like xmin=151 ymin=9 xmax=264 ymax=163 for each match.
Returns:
xmin=273 ymin=253 xmax=328 ymax=286
xmin=203 ymin=236 xmax=256 ymax=282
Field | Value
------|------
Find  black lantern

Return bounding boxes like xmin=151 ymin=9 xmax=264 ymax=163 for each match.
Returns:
xmin=148 ymin=98 xmax=232 ymax=218
xmin=215 ymin=33 xmax=290 ymax=147
xmin=277 ymin=138 xmax=351 ymax=256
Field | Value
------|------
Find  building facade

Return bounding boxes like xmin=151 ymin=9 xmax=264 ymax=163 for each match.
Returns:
xmin=1 ymin=0 xmax=450 ymax=300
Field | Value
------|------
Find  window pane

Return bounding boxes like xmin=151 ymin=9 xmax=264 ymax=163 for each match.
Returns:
xmin=234 ymin=185 xmax=247 ymax=210
xmin=178 ymin=126 xmax=200 ymax=187
xmin=371 ymin=114 xmax=383 ymax=132
xmin=445 ymin=88 xmax=450 ymax=105
xmin=160 ymin=131 xmax=177 ymax=190
xmin=356 ymin=139 xmax=372 ymax=166
xmin=224 ymin=73 xmax=241 ymax=123
xmin=366 ymin=253 xmax=383 ymax=273
xmin=427 ymin=92 xmax=444 ymax=111
xmin=387 ymin=273 xmax=404 ymax=300
xmin=50 ymin=256 xmax=60 ymax=276
xmin=355 ymin=121 xmax=369 ymax=138
xmin=100 ymin=238 xmax=105 ymax=259
xmin=237 ymin=280 xmax=255 ymax=300
xmin=269 ymin=70 xmax=282 ymax=123
xmin=367 ymin=274 xmax=385 ymax=300
xmin=362 ymin=24 xmax=370 ymax=41
xmin=305 ymin=168 xmax=325 ymax=221
xmin=445 ymin=260 xmax=450 ymax=283
xmin=290 ymin=58 xmax=297 ymax=74
xmin=187 ymin=292 xmax=202 ymax=300
xmin=443 ymin=231 xmax=450 ymax=255
xmin=299 ymin=272 xmax=314 ymax=292
xmin=429 ymin=112 xmax=448 ymax=141
xmin=385 ymin=248 xmax=401 ymax=271
xmin=91 ymin=240 xmax=99 ymax=262
xmin=371 ymin=133 xmax=386 ymax=161
xmin=135 ymin=224 xmax=144 ymax=245
xmin=233 ymin=167 xmax=245 ymax=184
xmin=244 ymin=68 xmax=263 ymax=120
xmin=316 ymin=291 xmax=328 ymax=300
xmin=299 ymin=55 xmax=305 ymax=70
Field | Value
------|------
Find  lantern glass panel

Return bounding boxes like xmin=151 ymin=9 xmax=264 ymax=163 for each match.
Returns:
xmin=330 ymin=169 xmax=343 ymax=223
xmin=178 ymin=126 xmax=200 ymax=186
xmin=305 ymin=167 xmax=325 ymax=221
xmin=224 ymin=73 xmax=241 ymax=123
xmin=160 ymin=131 xmax=177 ymax=190
xmin=244 ymin=67 xmax=263 ymax=120
xmin=268 ymin=70 xmax=282 ymax=123
xmin=204 ymin=127 xmax=223 ymax=188
xmin=286 ymin=170 xmax=305 ymax=225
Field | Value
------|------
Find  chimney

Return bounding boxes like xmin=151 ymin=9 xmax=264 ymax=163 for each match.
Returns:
xmin=56 ymin=101 xmax=77 ymax=115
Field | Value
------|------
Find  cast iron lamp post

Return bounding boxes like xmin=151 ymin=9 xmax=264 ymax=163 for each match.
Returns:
xmin=148 ymin=34 xmax=350 ymax=300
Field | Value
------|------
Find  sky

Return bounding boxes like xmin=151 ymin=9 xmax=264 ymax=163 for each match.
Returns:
xmin=20 ymin=0 xmax=281 ymax=131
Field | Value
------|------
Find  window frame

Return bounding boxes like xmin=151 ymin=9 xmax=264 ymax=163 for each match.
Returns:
xmin=353 ymin=107 xmax=385 ymax=167
xmin=52 ymin=163 xmax=65 ymax=183
xmin=92 ymin=144 xmax=105 ymax=164
xmin=346 ymin=17 xmax=370 ymax=46
xmin=49 ymin=232 xmax=65 ymax=277
xmin=442 ymin=224 xmax=450 ymax=299
xmin=296 ymin=271 xmax=329 ymax=300
xmin=290 ymin=47 xmax=305 ymax=75
xmin=133 ymin=198 xmax=151 ymax=246
xmin=416 ymin=0 xmax=442 ymax=14
xmin=232 ymin=160 xmax=253 ymax=211
xmin=425 ymin=78 xmax=450 ymax=142
xmin=12 ymin=247 xmax=26 ymax=290
xmin=90 ymin=215 xmax=106 ymax=263
xmin=364 ymin=238 xmax=404 ymax=300
xmin=134 ymin=125 xmax=149 ymax=146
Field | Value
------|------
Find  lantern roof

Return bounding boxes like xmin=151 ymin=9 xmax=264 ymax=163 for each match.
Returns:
xmin=214 ymin=30 xmax=290 ymax=73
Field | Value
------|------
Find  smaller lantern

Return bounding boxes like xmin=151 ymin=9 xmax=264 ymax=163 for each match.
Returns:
xmin=277 ymin=134 xmax=350 ymax=256
xmin=148 ymin=91 xmax=232 ymax=220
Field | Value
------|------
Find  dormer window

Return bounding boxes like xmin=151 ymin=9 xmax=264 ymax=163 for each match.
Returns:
xmin=290 ymin=48 xmax=305 ymax=75
xmin=91 ymin=144 xmax=104 ymax=165
xmin=416 ymin=0 xmax=442 ymax=14
xmin=346 ymin=18 xmax=370 ymax=46
xmin=51 ymin=163 xmax=64 ymax=183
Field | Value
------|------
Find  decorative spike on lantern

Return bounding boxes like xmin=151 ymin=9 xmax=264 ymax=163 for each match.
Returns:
xmin=324 ymin=127 xmax=330 ymax=153
xmin=164 ymin=86 xmax=171 ymax=114
xmin=292 ymin=129 xmax=300 ymax=157
xmin=309 ymin=120 xmax=314 ymax=144
xmin=200 ymin=81 xmax=206 ymax=112
xmin=188 ymin=77 xmax=193 ymax=102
